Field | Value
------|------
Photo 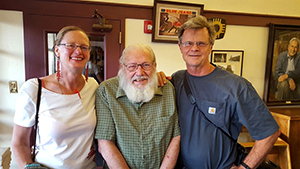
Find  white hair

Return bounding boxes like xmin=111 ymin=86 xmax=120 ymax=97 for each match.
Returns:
xmin=118 ymin=67 xmax=158 ymax=103
xmin=119 ymin=43 xmax=156 ymax=65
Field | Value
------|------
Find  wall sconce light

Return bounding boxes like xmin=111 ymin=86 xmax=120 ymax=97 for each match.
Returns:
xmin=92 ymin=9 xmax=113 ymax=32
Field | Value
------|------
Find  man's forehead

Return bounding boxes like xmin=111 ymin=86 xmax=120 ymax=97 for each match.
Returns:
xmin=289 ymin=40 xmax=298 ymax=46
xmin=124 ymin=50 xmax=152 ymax=62
xmin=182 ymin=28 xmax=209 ymax=41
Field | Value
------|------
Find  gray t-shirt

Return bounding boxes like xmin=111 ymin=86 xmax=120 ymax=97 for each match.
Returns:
xmin=172 ymin=67 xmax=279 ymax=169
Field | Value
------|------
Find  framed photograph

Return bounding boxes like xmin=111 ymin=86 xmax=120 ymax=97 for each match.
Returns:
xmin=152 ymin=0 xmax=204 ymax=43
xmin=211 ymin=50 xmax=244 ymax=76
xmin=263 ymin=23 xmax=300 ymax=106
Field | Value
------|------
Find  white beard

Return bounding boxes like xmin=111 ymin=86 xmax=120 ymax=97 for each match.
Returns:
xmin=118 ymin=69 xmax=158 ymax=103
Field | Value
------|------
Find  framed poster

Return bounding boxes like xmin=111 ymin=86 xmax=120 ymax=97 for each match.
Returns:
xmin=211 ymin=50 xmax=244 ymax=76
xmin=152 ymin=0 xmax=204 ymax=43
xmin=263 ymin=23 xmax=300 ymax=106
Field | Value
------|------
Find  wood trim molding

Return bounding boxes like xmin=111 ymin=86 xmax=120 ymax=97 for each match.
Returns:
xmin=203 ymin=10 xmax=300 ymax=27
xmin=1 ymin=1 xmax=300 ymax=27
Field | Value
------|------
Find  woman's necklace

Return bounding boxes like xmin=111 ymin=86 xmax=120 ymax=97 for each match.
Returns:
xmin=56 ymin=73 xmax=82 ymax=99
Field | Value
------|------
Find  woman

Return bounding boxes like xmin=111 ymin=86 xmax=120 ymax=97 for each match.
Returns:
xmin=12 ymin=26 xmax=98 ymax=169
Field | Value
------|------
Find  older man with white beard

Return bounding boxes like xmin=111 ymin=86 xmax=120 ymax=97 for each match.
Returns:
xmin=95 ymin=44 xmax=181 ymax=169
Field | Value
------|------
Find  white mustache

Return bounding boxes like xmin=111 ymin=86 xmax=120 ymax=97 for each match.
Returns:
xmin=132 ymin=76 xmax=148 ymax=82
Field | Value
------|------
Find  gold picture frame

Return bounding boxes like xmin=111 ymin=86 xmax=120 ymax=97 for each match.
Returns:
xmin=263 ymin=23 xmax=300 ymax=106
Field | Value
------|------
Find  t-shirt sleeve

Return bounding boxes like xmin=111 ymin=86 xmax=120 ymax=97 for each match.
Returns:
xmin=14 ymin=79 xmax=39 ymax=127
xmin=236 ymin=79 xmax=279 ymax=140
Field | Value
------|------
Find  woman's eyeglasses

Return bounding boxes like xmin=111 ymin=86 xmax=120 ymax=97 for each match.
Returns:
xmin=58 ymin=43 xmax=91 ymax=52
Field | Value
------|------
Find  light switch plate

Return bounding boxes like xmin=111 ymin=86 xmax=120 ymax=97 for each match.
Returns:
xmin=9 ymin=81 xmax=18 ymax=93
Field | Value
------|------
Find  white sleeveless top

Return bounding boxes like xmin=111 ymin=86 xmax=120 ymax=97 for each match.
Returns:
xmin=14 ymin=77 xmax=98 ymax=169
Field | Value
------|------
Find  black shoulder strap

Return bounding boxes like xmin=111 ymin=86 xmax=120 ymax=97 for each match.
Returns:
xmin=32 ymin=78 xmax=42 ymax=161
xmin=183 ymin=71 xmax=196 ymax=105
xmin=183 ymin=71 xmax=237 ymax=143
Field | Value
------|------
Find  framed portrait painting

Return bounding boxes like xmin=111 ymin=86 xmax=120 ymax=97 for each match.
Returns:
xmin=211 ymin=50 xmax=244 ymax=76
xmin=152 ymin=0 xmax=204 ymax=43
xmin=263 ymin=23 xmax=300 ymax=106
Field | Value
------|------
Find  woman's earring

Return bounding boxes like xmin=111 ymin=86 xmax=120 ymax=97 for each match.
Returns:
xmin=56 ymin=59 xmax=61 ymax=81
xmin=85 ymin=64 xmax=89 ymax=82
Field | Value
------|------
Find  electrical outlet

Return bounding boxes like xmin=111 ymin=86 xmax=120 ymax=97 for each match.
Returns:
xmin=9 ymin=81 xmax=18 ymax=93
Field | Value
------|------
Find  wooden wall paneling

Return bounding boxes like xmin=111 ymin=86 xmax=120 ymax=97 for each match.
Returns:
xmin=203 ymin=10 xmax=300 ymax=27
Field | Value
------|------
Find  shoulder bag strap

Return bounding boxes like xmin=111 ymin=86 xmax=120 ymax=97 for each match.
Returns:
xmin=183 ymin=71 xmax=238 ymax=143
xmin=32 ymin=78 xmax=42 ymax=161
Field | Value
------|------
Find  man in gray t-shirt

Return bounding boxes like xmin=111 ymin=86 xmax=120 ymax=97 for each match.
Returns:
xmin=159 ymin=15 xmax=280 ymax=169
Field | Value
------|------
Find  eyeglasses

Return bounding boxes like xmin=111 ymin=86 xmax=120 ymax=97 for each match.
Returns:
xmin=123 ymin=62 xmax=154 ymax=72
xmin=181 ymin=41 xmax=211 ymax=49
xmin=58 ymin=43 xmax=91 ymax=52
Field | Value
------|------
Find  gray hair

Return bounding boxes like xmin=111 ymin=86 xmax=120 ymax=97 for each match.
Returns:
xmin=289 ymin=37 xmax=300 ymax=48
xmin=119 ymin=43 xmax=156 ymax=65
xmin=178 ymin=15 xmax=216 ymax=45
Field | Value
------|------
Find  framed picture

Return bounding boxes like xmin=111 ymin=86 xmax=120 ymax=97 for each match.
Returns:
xmin=263 ymin=23 xmax=300 ymax=106
xmin=152 ymin=0 xmax=204 ymax=43
xmin=211 ymin=50 xmax=244 ymax=76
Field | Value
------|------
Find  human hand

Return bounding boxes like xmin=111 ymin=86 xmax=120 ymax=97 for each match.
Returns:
xmin=278 ymin=74 xmax=288 ymax=82
xmin=157 ymin=71 xmax=171 ymax=86
xmin=289 ymin=78 xmax=296 ymax=91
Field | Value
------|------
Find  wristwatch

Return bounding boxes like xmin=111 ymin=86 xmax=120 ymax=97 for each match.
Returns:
xmin=241 ymin=161 xmax=251 ymax=169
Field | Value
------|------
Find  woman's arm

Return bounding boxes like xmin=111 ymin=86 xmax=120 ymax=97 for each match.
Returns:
xmin=12 ymin=124 xmax=34 ymax=168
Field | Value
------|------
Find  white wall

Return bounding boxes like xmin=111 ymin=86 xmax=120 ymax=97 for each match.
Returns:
xmin=0 ymin=9 xmax=25 ymax=168
xmin=214 ymin=25 xmax=269 ymax=97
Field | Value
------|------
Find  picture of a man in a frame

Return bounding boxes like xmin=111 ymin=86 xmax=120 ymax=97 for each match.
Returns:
xmin=274 ymin=37 xmax=300 ymax=100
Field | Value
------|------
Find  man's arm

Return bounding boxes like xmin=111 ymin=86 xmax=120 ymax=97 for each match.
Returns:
xmin=287 ymin=54 xmax=300 ymax=79
xmin=289 ymin=78 xmax=296 ymax=90
xmin=98 ymin=139 xmax=130 ymax=169
xmin=238 ymin=129 xmax=280 ymax=169
xmin=278 ymin=74 xmax=288 ymax=82
xmin=274 ymin=52 xmax=287 ymax=80
xmin=160 ymin=135 xmax=181 ymax=169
